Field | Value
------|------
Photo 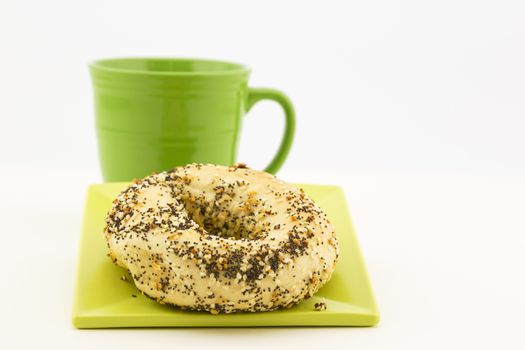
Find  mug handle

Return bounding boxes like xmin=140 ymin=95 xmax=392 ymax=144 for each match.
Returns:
xmin=246 ymin=88 xmax=296 ymax=174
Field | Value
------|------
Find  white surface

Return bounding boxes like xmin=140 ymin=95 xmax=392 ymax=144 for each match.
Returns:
xmin=0 ymin=168 xmax=524 ymax=349
xmin=1 ymin=0 xmax=525 ymax=174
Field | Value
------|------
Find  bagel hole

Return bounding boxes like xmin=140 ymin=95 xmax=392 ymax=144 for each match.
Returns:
xmin=182 ymin=193 xmax=270 ymax=240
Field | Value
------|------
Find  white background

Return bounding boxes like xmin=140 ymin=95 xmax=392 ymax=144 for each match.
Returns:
xmin=2 ymin=0 xmax=525 ymax=175
xmin=1 ymin=0 xmax=524 ymax=349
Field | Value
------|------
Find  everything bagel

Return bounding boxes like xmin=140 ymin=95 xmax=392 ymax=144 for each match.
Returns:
xmin=104 ymin=163 xmax=338 ymax=314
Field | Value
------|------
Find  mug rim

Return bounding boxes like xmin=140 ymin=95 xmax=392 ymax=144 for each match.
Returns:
xmin=89 ymin=57 xmax=251 ymax=76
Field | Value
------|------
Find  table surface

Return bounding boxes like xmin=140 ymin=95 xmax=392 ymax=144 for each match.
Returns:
xmin=1 ymin=168 xmax=524 ymax=349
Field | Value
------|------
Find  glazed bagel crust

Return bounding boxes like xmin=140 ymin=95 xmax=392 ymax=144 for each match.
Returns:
xmin=104 ymin=163 xmax=338 ymax=314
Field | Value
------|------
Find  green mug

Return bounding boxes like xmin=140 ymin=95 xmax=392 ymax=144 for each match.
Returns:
xmin=89 ymin=58 xmax=295 ymax=182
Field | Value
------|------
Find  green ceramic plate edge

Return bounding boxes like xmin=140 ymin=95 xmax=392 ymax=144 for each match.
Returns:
xmin=72 ymin=183 xmax=379 ymax=328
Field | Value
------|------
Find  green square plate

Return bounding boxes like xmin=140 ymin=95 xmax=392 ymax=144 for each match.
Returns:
xmin=73 ymin=183 xmax=379 ymax=328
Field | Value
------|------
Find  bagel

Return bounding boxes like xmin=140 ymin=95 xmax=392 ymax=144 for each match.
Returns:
xmin=104 ymin=163 xmax=338 ymax=314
